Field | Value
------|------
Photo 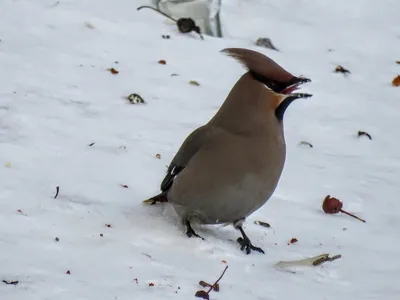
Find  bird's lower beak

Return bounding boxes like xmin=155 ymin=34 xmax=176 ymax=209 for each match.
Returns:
xmin=282 ymin=77 xmax=311 ymax=94
xmin=284 ymin=92 xmax=313 ymax=101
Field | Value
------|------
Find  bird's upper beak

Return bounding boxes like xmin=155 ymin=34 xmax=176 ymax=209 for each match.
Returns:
xmin=281 ymin=77 xmax=311 ymax=94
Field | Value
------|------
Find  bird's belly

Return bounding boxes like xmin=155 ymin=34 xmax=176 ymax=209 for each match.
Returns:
xmin=171 ymin=172 xmax=281 ymax=225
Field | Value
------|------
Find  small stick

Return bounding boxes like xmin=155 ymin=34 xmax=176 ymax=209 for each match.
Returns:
xmin=54 ymin=186 xmax=60 ymax=199
xmin=206 ymin=266 xmax=228 ymax=294
xmin=195 ymin=266 xmax=228 ymax=299
xmin=137 ymin=5 xmax=203 ymax=40
xmin=298 ymin=141 xmax=313 ymax=148
xmin=340 ymin=209 xmax=366 ymax=223
xmin=137 ymin=5 xmax=177 ymax=22
xmin=357 ymin=131 xmax=372 ymax=140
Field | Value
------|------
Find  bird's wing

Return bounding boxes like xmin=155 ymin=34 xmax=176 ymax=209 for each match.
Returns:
xmin=160 ymin=124 xmax=215 ymax=192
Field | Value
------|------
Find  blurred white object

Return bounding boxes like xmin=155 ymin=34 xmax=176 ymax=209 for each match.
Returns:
xmin=151 ymin=0 xmax=223 ymax=37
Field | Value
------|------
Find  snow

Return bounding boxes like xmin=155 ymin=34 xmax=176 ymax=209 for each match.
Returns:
xmin=1 ymin=0 xmax=400 ymax=299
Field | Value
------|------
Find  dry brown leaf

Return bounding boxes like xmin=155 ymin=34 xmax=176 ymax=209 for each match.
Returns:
xmin=158 ymin=60 xmax=166 ymax=65
xmin=396 ymin=61 xmax=400 ymax=65
xmin=334 ymin=65 xmax=350 ymax=74
xmin=195 ymin=290 xmax=209 ymax=299
xmin=288 ymin=238 xmax=298 ymax=245
xmin=107 ymin=68 xmax=119 ymax=75
xmin=392 ymin=75 xmax=400 ymax=87
xmin=155 ymin=154 xmax=161 ymax=159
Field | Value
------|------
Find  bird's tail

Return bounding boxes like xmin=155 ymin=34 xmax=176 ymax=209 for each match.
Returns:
xmin=142 ymin=192 xmax=169 ymax=205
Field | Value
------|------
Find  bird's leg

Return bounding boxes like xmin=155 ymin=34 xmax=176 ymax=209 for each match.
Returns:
xmin=235 ymin=221 xmax=265 ymax=255
xmin=185 ymin=220 xmax=204 ymax=240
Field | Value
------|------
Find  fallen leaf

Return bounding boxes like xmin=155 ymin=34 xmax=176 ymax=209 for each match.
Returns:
xmin=107 ymin=68 xmax=119 ymax=75
xmin=189 ymin=80 xmax=200 ymax=86
xmin=275 ymin=253 xmax=341 ymax=269
xmin=334 ymin=65 xmax=350 ymax=74
xmin=199 ymin=281 xmax=219 ymax=292
xmin=127 ymin=93 xmax=145 ymax=104
xmin=221 ymin=260 xmax=227 ymax=264
xmin=148 ymin=282 xmax=155 ymax=287
xmin=255 ymin=37 xmax=279 ymax=51
xmin=392 ymin=75 xmax=400 ymax=87
xmin=155 ymin=154 xmax=161 ymax=159
xmin=158 ymin=60 xmax=166 ymax=65
xmin=195 ymin=290 xmax=209 ymax=299
xmin=288 ymin=238 xmax=298 ymax=245
xmin=254 ymin=220 xmax=271 ymax=228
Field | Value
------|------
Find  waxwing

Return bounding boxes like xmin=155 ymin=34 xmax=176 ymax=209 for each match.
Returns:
xmin=145 ymin=48 xmax=312 ymax=254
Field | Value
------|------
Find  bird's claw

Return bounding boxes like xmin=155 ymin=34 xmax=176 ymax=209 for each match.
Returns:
xmin=185 ymin=222 xmax=205 ymax=240
xmin=237 ymin=237 xmax=265 ymax=255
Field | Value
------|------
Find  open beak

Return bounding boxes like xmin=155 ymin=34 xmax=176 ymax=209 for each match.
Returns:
xmin=284 ymin=92 xmax=313 ymax=101
xmin=282 ymin=77 xmax=311 ymax=94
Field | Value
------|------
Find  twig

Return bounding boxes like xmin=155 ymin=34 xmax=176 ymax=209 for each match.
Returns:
xmin=357 ymin=131 xmax=372 ymax=140
xmin=54 ymin=186 xmax=60 ymax=199
xmin=207 ymin=266 xmax=228 ymax=293
xmin=3 ymin=280 xmax=18 ymax=285
xmin=340 ymin=210 xmax=366 ymax=223
xmin=137 ymin=5 xmax=177 ymax=22
xmin=195 ymin=266 xmax=228 ymax=299
xmin=137 ymin=5 xmax=203 ymax=40
xmin=298 ymin=141 xmax=313 ymax=148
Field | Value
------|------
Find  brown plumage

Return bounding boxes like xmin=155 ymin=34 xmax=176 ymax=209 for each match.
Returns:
xmin=145 ymin=48 xmax=312 ymax=254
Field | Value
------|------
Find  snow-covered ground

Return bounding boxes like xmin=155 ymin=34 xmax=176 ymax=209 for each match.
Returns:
xmin=1 ymin=0 xmax=400 ymax=299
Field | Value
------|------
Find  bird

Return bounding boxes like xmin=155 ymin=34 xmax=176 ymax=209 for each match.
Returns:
xmin=144 ymin=48 xmax=312 ymax=254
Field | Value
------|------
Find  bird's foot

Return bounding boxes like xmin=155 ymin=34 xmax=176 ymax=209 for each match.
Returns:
xmin=235 ymin=225 xmax=265 ymax=255
xmin=185 ymin=221 xmax=205 ymax=240
xmin=237 ymin=236 xmax=265 ymax=254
